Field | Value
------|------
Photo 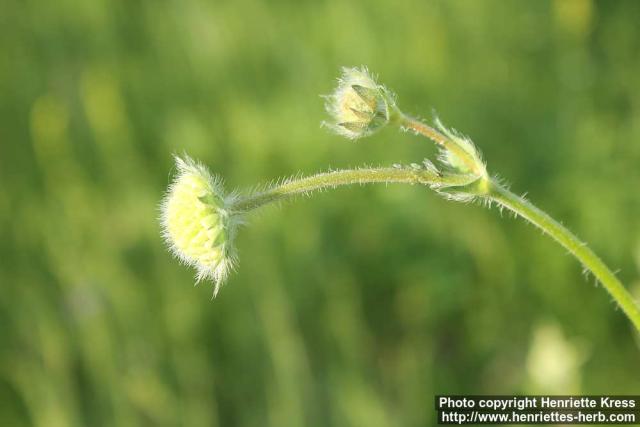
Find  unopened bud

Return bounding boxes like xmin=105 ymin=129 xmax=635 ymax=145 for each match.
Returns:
xmin=323 ymin=67 xmax=394 ymax=139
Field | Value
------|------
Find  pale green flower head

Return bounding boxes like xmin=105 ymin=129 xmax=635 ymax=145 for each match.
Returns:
xmin=160 ymin=155 xmax=239 ymax=296
xmin=324 ymin=66 xmax=395 ymax=139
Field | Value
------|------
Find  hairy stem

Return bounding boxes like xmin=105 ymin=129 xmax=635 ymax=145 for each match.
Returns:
xmin=392 ymin=112 xmax=640 ymax=331
xmin=487 ymin=181 xmax=640 ymax=331
xmin=230 ymin=152 xmax=640 ymax=330
xmin=230 ymin=167 xmax=475 ymax=212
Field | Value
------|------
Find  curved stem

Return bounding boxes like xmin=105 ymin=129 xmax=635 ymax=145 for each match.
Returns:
xmin=229 ymin=156 xmax=640 ymax=330
xmin=229 ymin=166 xmax=476 ymax=212
xmin=390 ymin=111 xmax=640 ymax=331
xmin=488 ymin=181 xmax=640 ymax=331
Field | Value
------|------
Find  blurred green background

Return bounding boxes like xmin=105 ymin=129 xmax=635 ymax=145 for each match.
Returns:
xmin=1 ymin=0 xmax=640 ymax=425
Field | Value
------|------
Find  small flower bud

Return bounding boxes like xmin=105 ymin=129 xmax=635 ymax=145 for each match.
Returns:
xmin=160 ymin=155 xmax=238 ymax=296
xmin=324 ymin=66 xmax=394 ymax=139
xmin=434 ymin=118 xmax=487 ymax=178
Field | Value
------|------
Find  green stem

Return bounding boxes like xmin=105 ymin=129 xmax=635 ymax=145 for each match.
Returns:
xmin=488 ymin=180 xmax=640 ymax=331
xmin=229 ymin=153 xmax=640 ymax=330
xmin=230 ymin=166 xmax=476 ymax=212
xmin=391 ymin=111 xmax=640 ymax=331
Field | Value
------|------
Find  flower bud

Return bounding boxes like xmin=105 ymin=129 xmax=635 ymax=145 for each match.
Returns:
xmin=160 ymin=155 xmax=238 ymax=296
xmin=324 ymin=66 xmax=394 ymax=139
xmin=434 ymin=118 xmax=487 ymax=178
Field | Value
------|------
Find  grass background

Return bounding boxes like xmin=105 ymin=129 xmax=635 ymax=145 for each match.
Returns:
xmin=1 ymin=0 xmax=640 ymax=425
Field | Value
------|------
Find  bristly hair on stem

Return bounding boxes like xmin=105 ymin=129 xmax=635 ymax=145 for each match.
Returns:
xmin=158 ymin=65 xmax=640 ymax=333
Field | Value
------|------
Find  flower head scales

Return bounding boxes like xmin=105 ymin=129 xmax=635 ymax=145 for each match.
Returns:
xmin=323 ymin=66 xmax=395 ymax=139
